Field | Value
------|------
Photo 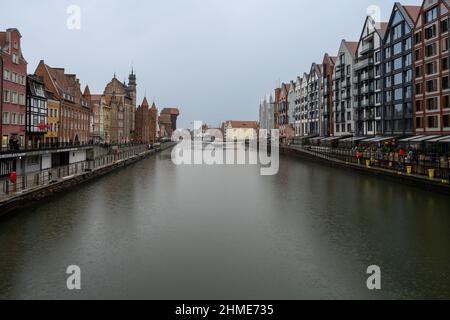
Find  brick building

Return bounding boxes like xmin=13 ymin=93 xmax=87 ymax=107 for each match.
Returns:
xmin=413 ymin=0 xmax=450 ymax=135
xmin=159 ymin=108 xmax=180 ymax=138
xmin=35 ymin=60 xmax=91 ymax=145
xmin=0 ymin=28 xmax=27 ymax=151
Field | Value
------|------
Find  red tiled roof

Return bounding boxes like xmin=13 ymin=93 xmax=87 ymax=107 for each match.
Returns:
xmin=345 ymin=41 xmax=358 ymax=55
xmin=225 ymin=121 xmax=258 ymax=129
xmin=404 ymin=5 xmax=421 ymax=21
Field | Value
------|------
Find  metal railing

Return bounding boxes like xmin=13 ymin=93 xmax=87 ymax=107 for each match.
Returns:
xmin=1 ymin=145 xmax=149 ymax=198
xmin=292 ymin=145 xmax=450 ymax=181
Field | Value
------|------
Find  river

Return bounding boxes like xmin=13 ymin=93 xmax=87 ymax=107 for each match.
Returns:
xmin=0 ymin=148 xmax=449 ymax=299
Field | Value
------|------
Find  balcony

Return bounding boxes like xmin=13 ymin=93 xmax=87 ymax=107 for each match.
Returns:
xmin=360 ymin=85 xmax=374 ymax=94
xmin=360 ymin=99 xmax=375 ymax=108
xmin=342 ymin=90 xmax=351 ymax=100
xmin=354 ymin=58 xmax=374 ymax=71
xmin=360 ymin=71 xmax=374 ymax=82
xmin=360 ymin=43 xmax=374 ymax=55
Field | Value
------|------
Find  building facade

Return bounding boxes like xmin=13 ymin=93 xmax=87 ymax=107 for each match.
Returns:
xmin=354 ymin=17 xmax=387 ymax=136
xmin=414 ymin=0 xmax=450 ymax=135
xmin=159 ymin=108 xmax=180 ymax=138
xmin=1 ymin=28 xmax=27 ymax=150
xmin=383 ymin=4 xmax=420 ymax=136
xmin=333 ymin=40 xmax=358 ymax=136
xmin=222 ymin=121 xmax=259 ymax=141
xmin=26 ymin=75 xmax=48 ymax=149
xmin=34 ymin=61 xmax=91 ymax=145
xmin=322 ymin=54 xmax=336 ymax=136
xmin=307 ymin=63 xmax=322 ymax=136
xmin=259 ymin=93 xmax=275 ymax=131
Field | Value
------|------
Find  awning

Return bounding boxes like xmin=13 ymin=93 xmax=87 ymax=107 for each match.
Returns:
xmin=369 ymin=136 xmax=397 ymax=143
xmin=339 ymin=136 xmax=366 ymax=143
xmin=361 ymin=136 xmax=381 ymax=142
xmin=399 ymin=135 xmax=425 ymax=142
xmin=409 ymin=135 xmax=441 ymax=142
xmin=439 ymin=137 xmax=450 ymax=143
xmin=322 ymin=135 xmax=351 ymax=142
xmin=425 ymin=135 xmax=450 ymax=143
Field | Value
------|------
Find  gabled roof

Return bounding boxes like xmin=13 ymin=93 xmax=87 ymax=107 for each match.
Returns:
xmin=356 ymin=16 xmax=388 ymax=54
xmin=225 ymin=121 xmax=258 ymax=129
xmin=403 ymin=5 xmax=421 ymax=23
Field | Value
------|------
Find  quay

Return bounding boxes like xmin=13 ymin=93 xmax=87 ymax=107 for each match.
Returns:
xmin=281 ymin=144 xmax=450 ymax=195
xmin=0 ymin=142 xmax=176 ymax=216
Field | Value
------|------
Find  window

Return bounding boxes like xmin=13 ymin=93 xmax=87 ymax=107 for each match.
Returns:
xmin=405 ymin=69 xmax=412 ymax=82
xmin=416 ymin=117 xmax=423 ymax=129
xmin=404 ymin=37 xmax=412 ymax=50
xmin=415 ymin=49 xmax=421 ymax=60
xmin=425 ymin=43 xmax=437 ymax=57
xmin=443 ymin=37 xmax=450 ymax=52
xmin=385 ymin=47 xmax=391 ymax=59
xmin=19 ymin=114 xmax=24 ymax=125
xmin=425 ymin=25 xmax=437 ymax=40
xmin=375 ymin=51 xmax=381 ymax=63
xmin=3 ymin=69 xmax=9 ymax=81
xmin=442 ymin=19 xmax=449 ymax=33
xmin=10 ymin=113 xmax=17 ymax=125
xmin=444 ymin=114 xmax=450 ymax=127
xmin=427 ymin=115 xmax=439 ymax=128
xmin=416 ymin=100 xmax=423 ymax=112
xmin=19 ymin=94 xmax=25 ymax=106
xmin=393 ymin=24 xmax=403 ymax=40
xmin=424 ymin=7 xmax=438 ymax=24
xmin=415 ymin=66 xmax=422 ymax=78
xmin=394 ymin=88 xmax=403 ymax=100
xmin=444 ymin=77 xmax=449 ymax=90
xmin=416 ymin=83 xmax=422 ymax=94
xmin=426 ymin=79 xmax=437 ymax=92
xmin=2 ymin=112 xmax=9 ymax=124
xmin=404 ymin=54 xmax=412 ymax=67
xmin=12 ymin=53 xmax=19 ymax=64
xmin=426 ymin=62 xmax=437 ymax=75
xmin=393 ymin=42 xmax=402 ymax=55
xmin=405 ymin=86 xmax=412 ymax=99
xmin=11 ymin=92 xmax=18 ymax=104
xmin=427 ymin=97 xmax=438 ymax=110
xmin=443 ymin=57 xmax=449 ymax=71
xmin=444 ymin=96 xmax=450 ymax=109
xmin=415 ymin=31 xmax=422 ymax=44
xmin=385 ymin=62 xmax=392 ymax=73
xmin=394 ymin=73 xmax=403 ymax=85
xmin=394 ymin=57 xmax=402 ymax=70
xmin=3 ymin=90 xmax=10 ymax=103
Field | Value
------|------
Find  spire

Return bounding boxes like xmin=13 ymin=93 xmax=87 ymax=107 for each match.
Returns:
xmin=142 ymin=96 xmax=149 ymax=107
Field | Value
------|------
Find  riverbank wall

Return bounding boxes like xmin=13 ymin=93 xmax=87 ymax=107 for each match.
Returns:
xmin=0 ymin=143 xmax=176 ymax=217
xmin=281 ymin=145 xmax=450 ymax=195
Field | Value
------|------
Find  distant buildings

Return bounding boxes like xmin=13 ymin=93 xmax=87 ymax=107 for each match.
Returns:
xmin=222 ymin=121 xmax=259 ymax=141
xmin=159 ymin=108 xmax=180 ymax=138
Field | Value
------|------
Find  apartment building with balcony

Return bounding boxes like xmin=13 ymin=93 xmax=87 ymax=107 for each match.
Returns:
xmin=294 ymin=76 xmax=302 ymax=136
xmin=322 ymin=53 xmax=336 ymax=137
xmin=354 ymin=17 xmax=388 ymax=137
xmin=333 ymin=40 xmax=358 ymax=136
xmin=26 ymin=75 xmax=48 ymax=149
xmin=276 ymin=82 xmax=290 ymax=138
xmin=413 ymin=0 xmax=450 ymax=135
xmin=306 ymin=63 xmax=322 ymax=136
xmin=383 ymin=4 xmax=421 ymax=136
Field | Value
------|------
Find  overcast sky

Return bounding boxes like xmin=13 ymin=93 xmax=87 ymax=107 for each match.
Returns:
xmin=1 ymin=0 xmax=413 ymax=128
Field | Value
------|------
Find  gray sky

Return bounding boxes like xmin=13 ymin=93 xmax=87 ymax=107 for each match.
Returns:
xmin=1 ymin=0 xmax=410 ymax=128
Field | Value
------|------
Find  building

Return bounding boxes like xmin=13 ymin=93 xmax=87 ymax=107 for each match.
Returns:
xmin=222 ymin=121 xmax=259 ymax=141
xmin=90 ymin=94 xmax=102 ymax=143
xmin=34 ymin=61 xmax=91 ymax=146
xmin=277 ymin=82 xmax=290 ymax=139
xmin=413 ymin=0 xmax=450 ymax=135
xmin=159 ymin=108 xmax=180 ymax=138
xmin=322 ymin=53 xmax=337 ymax=136
xmin=26 ymin=75 xmax=48 ymax=149
xmin=44 ymin=92 xmax=59 ymax=146
xmin=333 ymin=40 xmax=358 ymax=136
xmin=383 ymin=3 xmax=421 ymax=136
xmin=0 ymin=28 xmax=27 ymax=151
xmin=259 ymin=93 xmax=275 ymax=131
xmin=297 ymin=73 xmax=311 ymax=137
xmin=287 ymin=80 xmax=296 ymax=138
xmin=294 ymin=76 xmax=303 ymax=136
xmin=273 ymin=87 xmax=281 ymax=130
xmin=354 ymin=17 xmax=388 ymax=136
xmin=306 ymin=63 xmax=322 ymax=136
xmin=149 ymin=102 xmax=158 ymax=143
xmin=134 ymin=97 xmax=151 ymax=144
xmin=102 ymin=73 xmax=136 ymax=144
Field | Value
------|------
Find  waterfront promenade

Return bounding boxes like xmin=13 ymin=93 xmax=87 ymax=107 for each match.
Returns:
xmin=282 ymin=144 xmax=450 ymax=193
xmin=0 ymin=143 xmax=175 ymax=215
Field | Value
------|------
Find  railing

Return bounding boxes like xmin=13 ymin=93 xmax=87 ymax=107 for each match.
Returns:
xmin=293 ymin=145 xmax=450 ymax=180
xmin=1 ymin=145 xmax=149 ymax=198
